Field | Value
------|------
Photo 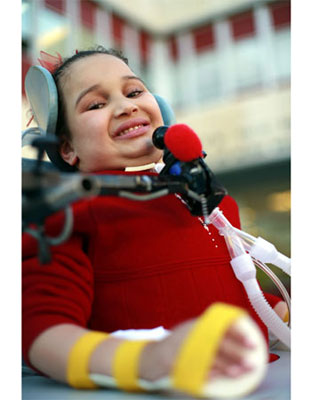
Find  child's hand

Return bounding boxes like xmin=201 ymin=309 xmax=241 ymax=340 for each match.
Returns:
xmin=140 ymin=317 xmax=257 ymax=383
xmin=208 ymin=324 xmax=256 ymax=381
xmin=273 ymin=301 xmax=289 ymax=322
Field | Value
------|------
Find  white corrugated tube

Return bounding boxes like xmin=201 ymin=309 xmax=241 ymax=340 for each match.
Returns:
xmin=209 ymin=207 xmax=291 ymax=349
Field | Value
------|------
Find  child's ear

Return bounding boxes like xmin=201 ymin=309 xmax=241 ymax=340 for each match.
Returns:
xmin=59 ymin=140 xmax=78 ymax=166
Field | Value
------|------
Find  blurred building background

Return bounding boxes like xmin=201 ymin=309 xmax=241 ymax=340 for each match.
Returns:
xmin=22 ymin=0 xmax=290 ymax=293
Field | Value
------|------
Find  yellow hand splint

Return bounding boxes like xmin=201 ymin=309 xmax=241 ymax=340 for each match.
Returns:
xmin=113 ymin=339 xmax=150 ymax=391
xmin=67 ymin=331 xmax=109 ymax=388
xmin=67 ymin=302 xmax=268 ymax=398
xmin=172 ymin=303 xmax=246 ymax=395
xmin=172 ymin=303 xmax=268 ymax=398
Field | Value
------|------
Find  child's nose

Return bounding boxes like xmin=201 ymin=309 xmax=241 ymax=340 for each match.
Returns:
xmin=113 ymin=98 xmax=138 ymax=117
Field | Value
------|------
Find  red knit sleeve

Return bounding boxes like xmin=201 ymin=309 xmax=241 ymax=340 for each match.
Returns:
xmin=22 ymin=215 xmax=94 ymax=368
xmin=263 ymin=292 xmax=283 ymax=308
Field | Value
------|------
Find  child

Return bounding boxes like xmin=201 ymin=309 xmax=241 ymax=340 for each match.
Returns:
xmin=22 ymin=47 xmax=285 ymax=397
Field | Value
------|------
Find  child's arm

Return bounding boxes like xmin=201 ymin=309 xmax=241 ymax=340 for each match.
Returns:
xmin=28 ymin=316 xmax=256 ymax=385
xmin=28 ymin=323 xmax=122 ymax=382
xmin=23 ymin=201 xmax=265 ymax=395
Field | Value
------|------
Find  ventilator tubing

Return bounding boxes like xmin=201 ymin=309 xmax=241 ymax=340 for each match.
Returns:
xmin=233 ymin=229 xmax=291 ymax=276
xmin=209 ymin=208 xmax=291 ymax=348
xmin=231 ymin=254 xmax=290 ymax=348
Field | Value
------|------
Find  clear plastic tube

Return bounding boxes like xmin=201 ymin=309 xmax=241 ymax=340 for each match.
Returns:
xmin=222 ymin=231 xmax=246 ymax=259
xmin=232 ymin=228 xmax=256 ymax=252
xmin=209 ymin=207 xmax=291 ymax=348
xmin=209 ymin=208 xmax=245 ymax=258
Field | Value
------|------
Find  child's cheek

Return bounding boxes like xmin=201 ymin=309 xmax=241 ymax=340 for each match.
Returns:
xmin=143 ymin=98 xmax=163 ymax=124
xmin=80 ymin=112 xmax=108 ymax=130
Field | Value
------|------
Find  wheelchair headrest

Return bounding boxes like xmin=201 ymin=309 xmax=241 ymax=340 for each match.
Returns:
xmin=23 ymin=65 xmax=176 ymax=172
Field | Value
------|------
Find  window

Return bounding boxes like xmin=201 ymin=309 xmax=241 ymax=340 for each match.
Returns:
xmin=234 ymin=37 xmax=262 ymax=90
xmin=112 ymin=13 xmax=124 ymax=47
xmin=269 ymin=1 xmax=290 ymax=30
xmin=197 ymin=51 xmax=220 ymax=101
xmin=80 ymin=0 xmax=97 ymax=30
xmin=140 ymin=30 xmax=150 ymax=65
xmin=169 ymin=35 xmax=179 ymax=62
xmin=193 ymin=24 xmax=215 ymax=53
xmin=230 ymin=10 xmax=255 ymax=40
xmin=44 ymin=0 xmax=65 ymax=14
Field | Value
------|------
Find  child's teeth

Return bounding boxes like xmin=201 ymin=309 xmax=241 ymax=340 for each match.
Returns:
xmin=120 ymin=125 xmax=142 ymax=136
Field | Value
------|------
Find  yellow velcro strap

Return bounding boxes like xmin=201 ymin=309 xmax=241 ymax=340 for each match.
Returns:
xmin=283 ymin=310 xmax=289 ymax=323
xmin=67 ymin=331 xmax=109 ymax=389
xmin=113 ymin=340 xmax=150 ymax=391
xmin=172 ymin=302 xmax=245 ymax=396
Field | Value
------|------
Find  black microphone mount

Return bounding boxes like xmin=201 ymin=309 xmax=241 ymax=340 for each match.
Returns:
xmin=152 ymin=125 xmax=227 ymax=217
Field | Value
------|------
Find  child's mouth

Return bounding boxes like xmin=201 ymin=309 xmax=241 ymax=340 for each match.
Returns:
xmin=114 ymin=124 xmax=150 ymax=140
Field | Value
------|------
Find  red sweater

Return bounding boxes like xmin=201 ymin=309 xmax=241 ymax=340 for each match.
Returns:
xmin=22 ymin=171 xmax=280 ymax=367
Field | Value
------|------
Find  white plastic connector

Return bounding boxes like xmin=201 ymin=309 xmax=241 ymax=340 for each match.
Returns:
xmin=249 ymin=237 xmax=277 ymax=262
xmin=230 ymin=253 xmax=257 ymax=283
xmin=233 ymin=228 xmax=291 ymax=276
xmin=273 ymin=252 xmax=291 ymax=276
xmin=249 ymin=237 xmax=291 ymax=275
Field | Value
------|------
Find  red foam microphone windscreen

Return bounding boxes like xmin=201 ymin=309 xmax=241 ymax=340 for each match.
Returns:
xmin=164 ymin=124 xmax=203 ymax=162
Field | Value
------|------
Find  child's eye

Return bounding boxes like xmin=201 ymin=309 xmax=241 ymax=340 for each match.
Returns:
xmin=127 ymin=90 xmax=143 ymax=98
xmin=88 ymin=102 xmax=106 ymax=111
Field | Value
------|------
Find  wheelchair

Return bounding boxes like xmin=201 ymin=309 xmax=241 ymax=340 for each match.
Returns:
xmin=21 ymin=59 xmax=290 ymax=400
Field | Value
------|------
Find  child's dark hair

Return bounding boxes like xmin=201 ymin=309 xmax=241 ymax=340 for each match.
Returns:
xmin=52 ymin=46 xmax=129 ymax=141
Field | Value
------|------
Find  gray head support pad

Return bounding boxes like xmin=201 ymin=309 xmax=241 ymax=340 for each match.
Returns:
xmin=24 ymin=65 xmax=176 ymax=171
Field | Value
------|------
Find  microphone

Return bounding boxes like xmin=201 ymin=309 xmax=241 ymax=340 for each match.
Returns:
xmin=152 ymin=124 xmax=227 ymax=217
xmin=152 ymin=124 xmax=203 ymax=162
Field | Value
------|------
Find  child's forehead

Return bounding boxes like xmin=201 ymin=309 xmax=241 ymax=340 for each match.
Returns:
xmin=61 ymin=53 xmax=135 ymax=95
xmin=68 ymin=54 xmax=132 ymax=81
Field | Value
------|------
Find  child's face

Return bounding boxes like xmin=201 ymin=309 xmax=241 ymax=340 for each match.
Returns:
xmin=59 ymin=54 xmax=164 ymax=172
